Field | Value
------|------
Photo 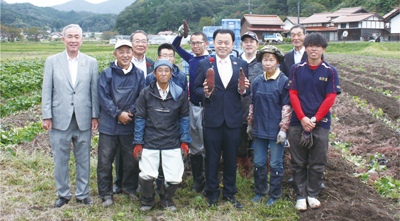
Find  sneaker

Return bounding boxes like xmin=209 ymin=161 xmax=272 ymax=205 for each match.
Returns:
xmin=266 ymin=198 xmax=277 ymax=206
xmin=307 ymin=196 xmax=321 ymax=209
xmin=139 ymin=205 xmax=153 ymax=212
xmin=102 ymin=197 xmax=113 ymax=208
xmin=295 ymin=199 xmax=307 ymax=211
xmin=251 ymin=194 xmax=264 ymax=202
xmin=165 ymin=205 xmax=177 ymax=212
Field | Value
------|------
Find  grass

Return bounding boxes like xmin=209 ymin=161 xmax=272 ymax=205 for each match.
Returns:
xmin=0 ymin=146 xmax=299 ymax=220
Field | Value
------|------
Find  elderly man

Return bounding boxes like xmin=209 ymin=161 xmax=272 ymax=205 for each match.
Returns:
xmin=280 ymin=25 xmax=307 ymax=77
xmin=97 ymin=40 xmax=145 ymax=207
xmin=113 ymin=30 xmax=156 ymax=195
xmin=237 ymin=32 xmax=264 ymax=178
xmin=42 ymin=24 xmax=99 ymax=207
xmin=133 ymin=59 xmax=191 ymax=212
xmin=172 ymin=24 xmax=209 ymax=193
xmin=194 ymin=29 xmax=250 ymax=208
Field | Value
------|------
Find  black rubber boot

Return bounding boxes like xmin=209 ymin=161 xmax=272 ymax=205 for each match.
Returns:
xmin=190 ymin=155 xmax=205 ymax=192
xmin=254 ymin=166 xmax=268 ymax=196
xmin=139 ymin=178 xmax=155 ymax=211
xmin=160 ymin=183 xmax=179 ymax=212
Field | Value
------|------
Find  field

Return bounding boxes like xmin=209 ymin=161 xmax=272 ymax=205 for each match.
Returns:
xmin=1 ymin=41 xmax=399 ymax=220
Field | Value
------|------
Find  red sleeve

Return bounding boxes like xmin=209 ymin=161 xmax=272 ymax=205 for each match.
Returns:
xmin=314 ymin=93 xmax=337 ymax=122
xmin=289 ymin=89 xmax=305 ymax=121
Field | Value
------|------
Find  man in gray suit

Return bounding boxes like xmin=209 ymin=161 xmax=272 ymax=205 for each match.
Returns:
xmin=42 ymin=24 xmax=99 ymax=207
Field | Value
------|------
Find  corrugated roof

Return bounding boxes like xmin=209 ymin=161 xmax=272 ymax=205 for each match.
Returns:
xmin=383 ymin=7 xmax=400 ymax=20
xmin=333 ymin=13 xmax=378 ymax=23
xmin=305 ymin=27 xmax=338 ymax=32
xmin=301 ymin=13 xmax=336 ymax=24
xmin=243 ymin=14 xmax=284 ymax=26
xmin=285 ymin=17 xmax=307 ymax=25
xmin=335 ymin=7 xmax=368 ymax=14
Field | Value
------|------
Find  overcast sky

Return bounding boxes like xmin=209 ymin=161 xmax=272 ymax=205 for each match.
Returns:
xmin=4 ymin=0 xmax=107 ymax=7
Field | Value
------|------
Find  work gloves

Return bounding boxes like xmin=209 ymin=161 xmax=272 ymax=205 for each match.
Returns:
xmin=181 ymin=142 xmax=189 ymax=160
xmin=178 ymin=20 xmax=190 ymax=38
xmin=133 ymin=144 xmax=143 ymax=161
xmin=246 ymin=125 xmax=253 ymax=140
xmin=300 ymin=130 xmax=313 ymax=149
xmin=276 ymin=131 xmax=286 ymax=144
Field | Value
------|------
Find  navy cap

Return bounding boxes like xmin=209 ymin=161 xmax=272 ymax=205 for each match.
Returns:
xmin=241 ymin=32 xmax=258 ymax=41
xmin=154 ymin=59 xmax=173 ymax=72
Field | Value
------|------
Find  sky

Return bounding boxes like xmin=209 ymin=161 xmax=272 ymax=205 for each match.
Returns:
xmin=4 ymin=0 xmax=107 ymax=7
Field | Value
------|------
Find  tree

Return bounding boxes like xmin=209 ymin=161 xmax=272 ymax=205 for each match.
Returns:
xmin=25 ymin=27 xmax=45 ymax=42
xmin=198 ymin=17 xmax=214 ymax=29
xmin=102 ymin=31 xmax=114 ymax=40
xmin=1 ymin=26 xmax=22 ymax=42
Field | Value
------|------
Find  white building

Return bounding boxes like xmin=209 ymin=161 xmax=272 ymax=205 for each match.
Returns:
xmin=383 ymin=7 xmax=400 ymax=41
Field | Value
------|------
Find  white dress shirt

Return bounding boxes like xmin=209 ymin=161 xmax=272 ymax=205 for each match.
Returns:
xmin=294 ymin=47 xmax=305 ymax=64
xmin=66 ymin=51 xmax=79 ymax=87
xmin=216 ymin=55 xmax=232 ymax=88
xmin=156 ymin=82 xmax=169 ymax=100
xmin=132 ymin=55 xmax=147 ymax=77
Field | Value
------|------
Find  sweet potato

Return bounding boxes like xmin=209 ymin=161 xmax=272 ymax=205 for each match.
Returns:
xmin=239 ymin=67 xmax=246 ymax=95
xmin=183 ymin=20 xmax=189 ymax=38
xmin=206 ymin=67 xmax=215 ymax=92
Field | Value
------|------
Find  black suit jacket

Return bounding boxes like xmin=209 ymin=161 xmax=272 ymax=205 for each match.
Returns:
xmin=281 ymin=50 xmax=308 ymax=77
xmin=194 ymin=55 xmax=249 ymax=128
xmin=145 ymin=57 xmax=155 ymax=75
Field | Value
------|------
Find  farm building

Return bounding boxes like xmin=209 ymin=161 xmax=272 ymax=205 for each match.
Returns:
xmin=283 ymin=16 xmax=307 ymax=33
xmin=333 ymin=13 xmax=386 ymax=41
xmin=383 ymin=7 xmax=400 ymax=41
xmin=240 ymin=14 xmax=284 ymax=41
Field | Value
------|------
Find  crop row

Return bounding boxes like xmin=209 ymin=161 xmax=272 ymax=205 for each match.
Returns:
xmin=0 ymin=91 xmax=41 ymax=117
xmin=1 ymin=122 xmax=45 ymax=146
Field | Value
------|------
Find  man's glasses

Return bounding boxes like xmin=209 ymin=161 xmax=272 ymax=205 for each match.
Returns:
xmin=160 ymin=54 xmax=175 ymax=59
xmin=190 ymin=41 xmax=204 ymax=46
xmin=133 ymin=40 xmax=148 ymax=44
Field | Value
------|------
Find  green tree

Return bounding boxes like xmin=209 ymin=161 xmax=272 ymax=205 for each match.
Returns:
xmin=102 ymin=31 xmax=114 ymax=40
xmin=198 ymin=17 xmax=214 ymax=29
xmin=25 ymin=27 xmax=44 ymax=42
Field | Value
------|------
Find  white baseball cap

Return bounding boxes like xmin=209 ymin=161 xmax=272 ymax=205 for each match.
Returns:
xmin=115 ymin=40 xmax=133 ymax=49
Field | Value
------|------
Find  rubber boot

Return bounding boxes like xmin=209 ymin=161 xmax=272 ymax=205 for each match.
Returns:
xmin=190 ymin=155 xmax=205 ymax=192
xmin=139 ymin=178 xmax=155 ymax=211
xmin=160 ymin=183 xmax=179 ymax=212
xmin=268 ymin=168 xmax=284 ymax=199
xmin=254 ymin=166 xmax=268 ymax=196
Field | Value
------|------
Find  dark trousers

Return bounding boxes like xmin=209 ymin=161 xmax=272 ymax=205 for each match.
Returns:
xmin=238 ymin=124 xmax=251 ymax=158
xmin=114 ymin=145 xmax=123 ymax=187
xmin=288 ymin=126 xmax=329 ymax=200
xmin=204 ymin=122 xmax=241 ymax=200
xmin=97 ymin=133 xmax=139 ymax=198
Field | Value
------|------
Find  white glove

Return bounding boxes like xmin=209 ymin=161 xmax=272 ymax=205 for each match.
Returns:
xmin=277 ymin=131 xmax=286 ymax=144
xmin=178 ymin=25 xmax=185 ymax=36
xmin=246 ymin=125 xmax=253 ymax=140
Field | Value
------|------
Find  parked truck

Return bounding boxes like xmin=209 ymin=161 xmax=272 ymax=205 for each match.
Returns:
xmin=263 ymin=33 xmax=283 ymax=42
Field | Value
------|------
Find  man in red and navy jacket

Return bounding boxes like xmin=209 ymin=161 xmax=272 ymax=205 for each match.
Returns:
xmin=285 ymin=33 xmax=341 ymax=211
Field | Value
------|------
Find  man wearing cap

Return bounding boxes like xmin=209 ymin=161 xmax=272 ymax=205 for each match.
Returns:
xmin=113 ymin=30 xmax=156 ymax=195
xmin=97 ymin=40 xmax=146 ymax=207
xmin=237 ymin=32 xmax=264 ymax=178
xmin=172 ymin=23 xmax=209 ymax=193
xmin=133 ymin=59 xmax=191 ymax=212
xmin=42 ymin=24 xmax=99 ymax=207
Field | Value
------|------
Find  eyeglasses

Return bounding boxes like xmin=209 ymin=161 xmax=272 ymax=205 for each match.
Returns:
xmin=160 ymin=54 xmax=175 ymax=59
xmin=133 ymin=40 xmax=148 ymax=45
xmin=190 ymin=41 xmax=204 ymax=46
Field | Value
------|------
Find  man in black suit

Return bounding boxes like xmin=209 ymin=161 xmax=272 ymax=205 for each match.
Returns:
xmin=280 ymin=25 xmax=307 ymax=77
xmin=194 ymin=29 xmax=250 ymax=208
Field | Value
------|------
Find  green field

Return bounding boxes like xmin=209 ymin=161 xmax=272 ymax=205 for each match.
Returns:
xmin=1 ymin=41 xmax=399 ymax=220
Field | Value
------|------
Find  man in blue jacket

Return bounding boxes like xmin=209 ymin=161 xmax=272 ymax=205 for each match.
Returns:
xmin=172 ymin=26 xmax=209 ymax=192
xmin=133 ymin=59 xmax=191 ymax=212
xmin=194 ymin=29 xmax=250 ymax=208
xmin=97 ymin=40 xmax=146 ymax=207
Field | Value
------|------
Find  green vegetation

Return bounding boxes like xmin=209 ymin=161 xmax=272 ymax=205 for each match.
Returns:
xmin=0 ymin=1 xmax=117 ymax=31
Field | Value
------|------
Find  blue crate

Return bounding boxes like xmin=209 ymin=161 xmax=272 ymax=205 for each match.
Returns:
xmin=221 ymin=19 xmax=241 ymax=29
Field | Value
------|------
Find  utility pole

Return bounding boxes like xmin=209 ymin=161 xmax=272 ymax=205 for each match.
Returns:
xmin=246 ymin=0 xmax=254 ymax=14
xmin=297 ymin=0 xmax=300 ymax=24
xmin=214 ymin=15 xmax=216 ymax=26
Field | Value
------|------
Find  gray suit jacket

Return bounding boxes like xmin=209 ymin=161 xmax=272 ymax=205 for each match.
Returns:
xmin=42 ymin=51 xmax=99 ymax=131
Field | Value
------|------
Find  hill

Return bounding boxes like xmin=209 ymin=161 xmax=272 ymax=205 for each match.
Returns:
xmin=113 ymin=0 xmax=399 ymax=35
xmin=52 ymin=0 xmax=135 ymax=14
xmin=0 ymin=1 xmax=117 ymax=32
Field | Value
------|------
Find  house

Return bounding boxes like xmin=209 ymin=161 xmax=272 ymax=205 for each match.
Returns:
xmin=283 ymin=17 xmax=307 ymax=33
xmin=241 ymin=14 xmax=284 ymax=41
xmin=300 ymin=7 xmax=388 ymax=41
xmin=333 ymin=13 xmax=385 ymax=41
xmin=157 ymin=31 xmax=176 ymax=36
xmin=383 ymin=7 xmax=400 ymax=41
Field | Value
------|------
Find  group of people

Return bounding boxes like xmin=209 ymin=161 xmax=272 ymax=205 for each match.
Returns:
xmin=42 ymin=22 xmax=340 ymax=212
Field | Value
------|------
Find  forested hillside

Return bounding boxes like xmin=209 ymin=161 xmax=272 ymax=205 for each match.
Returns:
xmin=0 ymin=1 xmax=117 ymax=32
xmin=114 ymin=0 xmax=399 ymax=34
